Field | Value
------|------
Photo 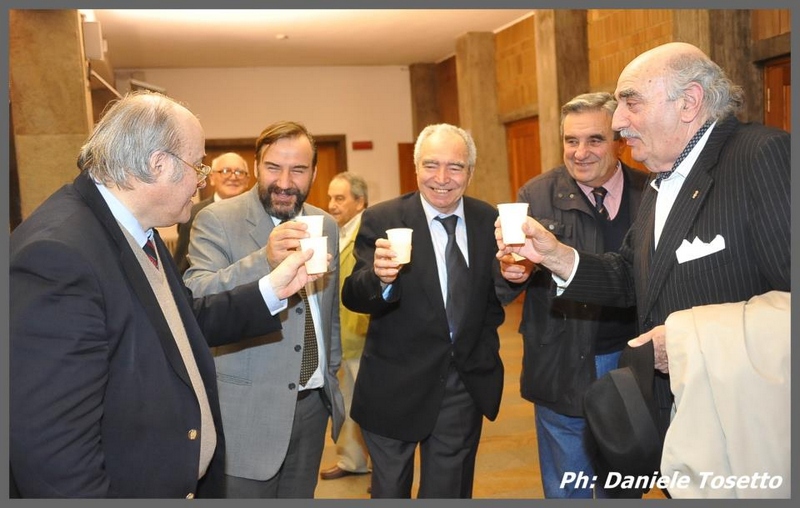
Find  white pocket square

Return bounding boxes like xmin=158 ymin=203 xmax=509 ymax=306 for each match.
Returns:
xmin=675 ymin=234 xmax=726 ymax=264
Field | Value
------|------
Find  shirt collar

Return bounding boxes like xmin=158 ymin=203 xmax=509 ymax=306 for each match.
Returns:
xmin=94 ymin=181 xmax=151 ymax=247
xmin=419 ymin=194 xmax=465 ymax=225
xmin=575 ymin=160 xmax=623 ymax=201
xmin=650 ymin=121 xmax=717 ymax=190
xmin=340 ymin=212 xmax=362 ymax=245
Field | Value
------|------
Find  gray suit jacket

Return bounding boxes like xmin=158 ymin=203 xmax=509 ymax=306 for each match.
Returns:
xmin=183 ymin=185 xmax=344 ymax=480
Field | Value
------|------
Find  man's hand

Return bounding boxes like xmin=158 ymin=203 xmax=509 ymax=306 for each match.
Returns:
xmin=373 ymin=238 xmax=405 ymax=285
xmin=267 ymin=249 xmax=323 ymax=300
xmin=628 ymin=325 xmax=669 ymax=373
xmin=495 ymin=217 xmax=575 ymax=280
xmin=499 ymin=253 xmax=535 ymax=284
xmin=266 ymin=220 xmax=309 ymax=269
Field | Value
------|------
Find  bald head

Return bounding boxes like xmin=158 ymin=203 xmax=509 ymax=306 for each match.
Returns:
xmin=611 ymin=42 xmax=743 ymax=172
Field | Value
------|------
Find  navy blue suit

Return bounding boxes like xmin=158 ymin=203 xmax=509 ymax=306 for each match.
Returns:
xmin=10 ymin=172 xmax=283 ymax=498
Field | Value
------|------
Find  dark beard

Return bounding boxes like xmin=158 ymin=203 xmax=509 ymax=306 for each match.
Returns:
xmin=258 ymin=182 xmax=306 ymax=221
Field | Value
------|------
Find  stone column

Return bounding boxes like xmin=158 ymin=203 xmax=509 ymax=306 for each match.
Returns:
xmin=455 ymin=32 xmax=510 ymax=206
xmin=9 ymin=9 xmax=93 ymax=219
xmin=409 ymin=63 xmax=441 ymax=140
xmin=534 ymin=9 xmax=588 ymax=173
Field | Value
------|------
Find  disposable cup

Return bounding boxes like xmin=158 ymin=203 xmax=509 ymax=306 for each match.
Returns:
xmin=295 ymin=215 xmax=324 ymax=237
xmin=386 ymin=228 xmax=413 ymax=264
xmin=299 ymin=236 xmax=328 ymax=274
xmin=497 ymin=203 xmax=530 ymax=245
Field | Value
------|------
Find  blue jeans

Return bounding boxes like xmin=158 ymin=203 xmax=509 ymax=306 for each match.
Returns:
xmin=534 ymin=350 xmax=622 ymax=498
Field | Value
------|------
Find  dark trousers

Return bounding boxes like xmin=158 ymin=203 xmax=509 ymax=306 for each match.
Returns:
xmin=363 ymin=364 xmax=483 ymax=498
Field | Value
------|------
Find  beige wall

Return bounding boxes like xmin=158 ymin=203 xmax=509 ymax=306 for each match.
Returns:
xmin=117 ymin=66 xmax=413 ymax=206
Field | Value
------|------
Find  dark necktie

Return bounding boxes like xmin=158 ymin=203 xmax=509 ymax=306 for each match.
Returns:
xmin=298 ymin=286 xmax=318 ymax=385
xmin=143 ymin=238 xmax=158 ymax=268
xmin=278 ymin=217 xmax=318 ymax=385
xmin=435 ymin=215 xmax=470 ymax=339
xmin=654 ymin=119 xmax=713 ymax=188
xmin=591 ymin=187 xmax=610 ymax=220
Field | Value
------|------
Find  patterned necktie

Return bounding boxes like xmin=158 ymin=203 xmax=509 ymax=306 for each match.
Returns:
xmin=298 ymin=286 xmax=318 ymax=386
xmin=654 ymin=119 xmax=713 ymax=188
xmin=143 ymin=238 xmax=158 ymax=268
xmin=278 ymin=217 xmax=318 ymax=385
xmin=591 ymin=187 xmax=610 ymax=220
xmin=435 ymin=215 xmax=469 ymax=339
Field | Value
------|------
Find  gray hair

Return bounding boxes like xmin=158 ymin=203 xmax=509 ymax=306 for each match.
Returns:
xmin=77 ymin=91 xmax=189 ymax=189
xmin=413 ymin=123 xmax=477 ymax=170
xmin=664 ymin=52 xmax=744 ymax=120
xmin=560 ymin=92 xmax=620 ymax=140
xmin=331 ymin=171 xmax=369 ymax=207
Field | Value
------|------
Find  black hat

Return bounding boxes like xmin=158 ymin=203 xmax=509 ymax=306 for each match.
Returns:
xmin=584 ymin=342 xmax=663 ymax=489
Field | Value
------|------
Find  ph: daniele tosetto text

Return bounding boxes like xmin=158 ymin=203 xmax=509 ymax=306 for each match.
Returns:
xmin=561 ymin=471 xmax=784 ymax=491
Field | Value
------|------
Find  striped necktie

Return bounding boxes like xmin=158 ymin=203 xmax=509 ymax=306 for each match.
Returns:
xmin=143 ymin=238 xmax=158 ymax=268
xmin=591 ymin=187 xmax=610 ymax=220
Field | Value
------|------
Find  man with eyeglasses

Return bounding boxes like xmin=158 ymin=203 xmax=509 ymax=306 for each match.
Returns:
xmin=173 ymin=152 xmax=251 ymax=274
xmin=9 ymin=91 xmax=318 ymax=498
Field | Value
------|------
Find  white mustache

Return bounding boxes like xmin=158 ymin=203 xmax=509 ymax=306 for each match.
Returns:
xmin=619 ymin=128 xmax=641 ymax=140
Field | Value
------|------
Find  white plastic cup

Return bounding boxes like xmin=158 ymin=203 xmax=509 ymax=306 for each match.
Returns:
xmin=295 ymin=215 xmax=324 ymax=237
xmin=299 ymin=236 xmax=328 ymax=274
xmin=497 ymin=203 xmax=530 ymax=245
xmin=386 ymin=228 xmax=413 ymax=264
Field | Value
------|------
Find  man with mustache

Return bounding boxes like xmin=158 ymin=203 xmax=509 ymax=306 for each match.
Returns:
xmin=184 ymin=121 xmax=345 ymax=498
xmin=497 ymin=42 xmax=790 ymax=497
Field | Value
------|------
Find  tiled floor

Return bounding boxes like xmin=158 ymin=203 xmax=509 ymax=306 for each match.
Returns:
xmin=314 ymin=300 xmax=666 ymax=500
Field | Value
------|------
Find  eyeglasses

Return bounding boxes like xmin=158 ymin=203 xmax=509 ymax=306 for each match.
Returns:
xmin=213 ymin=168 xmax=249 ymax=178
xmin=166 ymin=152 xmax=212 ymax=186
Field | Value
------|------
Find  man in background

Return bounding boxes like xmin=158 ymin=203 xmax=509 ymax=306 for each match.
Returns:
xmin=496 ymin=92 xmax=648 ymax=498
xmin=184 ymin=121 xmax=344 ymax=498
xmin=319 ymin=171 xmax=372 ymax=484
xmin=173 ymin=152 xmax=250 ymax=274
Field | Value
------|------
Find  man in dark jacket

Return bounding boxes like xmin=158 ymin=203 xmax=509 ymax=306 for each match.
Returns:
xmin=10 ymin=91 xmax=315 ymax=498
xmin=497 ymin=92 xmax=648 ymax=498
xmin=497 ymin=43 xmax=789 ymax=499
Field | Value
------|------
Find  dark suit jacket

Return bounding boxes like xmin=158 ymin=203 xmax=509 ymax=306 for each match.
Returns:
xmin=10 ymin=172 xmax=283 ymax=498
xmin=496 ymin=163 xmax=648 ymax=416
xmin=342 ymin=192 xmax=505 ymax=442
xmin=561 ymin=116 xmax=791 ymax=430
xmin=173 ymin=196 xmax=214 ymax=274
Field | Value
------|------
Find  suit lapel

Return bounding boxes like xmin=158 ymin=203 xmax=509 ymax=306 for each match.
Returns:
xmin=402 ymin=193 xmax=448 ymax=314
xmin=457 ymin=198 xmax=488 ymax=333
xmin=73 ymin=173 xmax=193 ymax=388
xmin=642 ymin=118 xmax=731 ymax=317
xmin=245 ymin=187 xmax=274 ymax=249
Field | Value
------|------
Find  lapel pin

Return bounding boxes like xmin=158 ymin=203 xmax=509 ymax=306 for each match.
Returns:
xmin=692 ymin=190 xmax=699 ymax=199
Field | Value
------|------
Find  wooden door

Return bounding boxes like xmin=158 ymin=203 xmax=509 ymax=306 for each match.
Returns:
xmin=505 ymin=117 xmax=541 ymax=201
xmin=397 ymin=142 xmax=416 ymax=195
xmin=764 ymin=56 xmax=791 ymax=132
xmin=203 ymin=135 xmax=347 ymax=210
